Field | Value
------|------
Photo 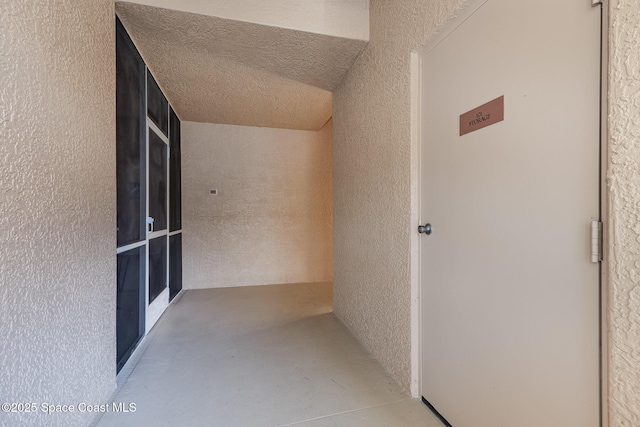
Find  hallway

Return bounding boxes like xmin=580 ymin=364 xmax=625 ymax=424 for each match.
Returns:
xmin=95 ymin=283 xmax=442 ymax=427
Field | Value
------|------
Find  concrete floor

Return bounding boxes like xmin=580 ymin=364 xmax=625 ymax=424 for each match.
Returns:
xmin=96 ymin=282 xmax=444 ymax=427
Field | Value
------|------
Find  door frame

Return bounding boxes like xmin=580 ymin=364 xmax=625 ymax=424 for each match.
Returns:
xmin=408 ymin=1 xmax=609 ymax=425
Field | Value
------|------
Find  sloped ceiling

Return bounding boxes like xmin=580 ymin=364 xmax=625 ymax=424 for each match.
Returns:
xmin=118 ymin=0 xmax=370 ymax=41
xmin=116 ymin=2 xmax=368 ymax=130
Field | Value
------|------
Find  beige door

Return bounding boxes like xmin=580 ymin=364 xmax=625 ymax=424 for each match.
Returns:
xmin=419 ymin=1 xmax=602 ymax=426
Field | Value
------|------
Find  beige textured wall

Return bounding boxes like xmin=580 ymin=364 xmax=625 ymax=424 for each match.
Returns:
xmin=0 ymin=1 xmax=116 ymax=427
xmin=607 ymin=1 xmax=640 ymax=425
xmin=332 ymin=0 xmax=467 ymax=392
xmin=182 ymin=122 xmax=333 ymax=289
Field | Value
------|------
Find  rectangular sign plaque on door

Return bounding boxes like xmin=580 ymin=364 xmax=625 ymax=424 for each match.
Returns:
xmin=460 ymin=95 xmax=504 ymax=136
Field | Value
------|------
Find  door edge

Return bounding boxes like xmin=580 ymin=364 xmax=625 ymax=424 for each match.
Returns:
xmin=599 ymin=1 xmax=610 ymax=426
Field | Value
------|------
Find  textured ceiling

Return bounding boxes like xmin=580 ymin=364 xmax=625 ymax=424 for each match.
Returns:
xmin=116 ymin=2 xmax=368 ymax=130
xmin=122 ymin=0 xmax=370 ymax=40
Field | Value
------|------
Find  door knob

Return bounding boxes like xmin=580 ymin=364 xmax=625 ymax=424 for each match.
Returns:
xmin=418 ymin=223 xmax=432 ymax=235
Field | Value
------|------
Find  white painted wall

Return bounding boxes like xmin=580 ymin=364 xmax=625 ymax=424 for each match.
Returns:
xmin=182 ymin=122 xmax=333 ymax=289
xmin=0 ymin=1 xmax=116 ymax=426
xmin=123 ymin=0 xmax=370 ymax=41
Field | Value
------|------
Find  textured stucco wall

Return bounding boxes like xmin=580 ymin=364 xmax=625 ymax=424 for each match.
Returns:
xmin=607 ymin=1 xmax=640 ymax=425
xmin=182 ymin=122 xmax=333 ymax=289
xmin=332 ymin=0 xmax=467 ymax=392
xmin=0 ymin=2 xmax=116 ymax=427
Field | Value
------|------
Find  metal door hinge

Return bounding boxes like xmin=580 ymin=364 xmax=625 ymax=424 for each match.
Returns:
xmin=591 ymin=220 xmax=603 ymax=263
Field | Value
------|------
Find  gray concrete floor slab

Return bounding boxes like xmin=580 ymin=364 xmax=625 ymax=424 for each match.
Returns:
xmin=96 ymin=283 xmax=444 ymax=427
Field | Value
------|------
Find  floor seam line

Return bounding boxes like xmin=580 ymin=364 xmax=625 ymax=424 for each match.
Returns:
xmin=275 ymin=397 xmax=411 ymax=426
